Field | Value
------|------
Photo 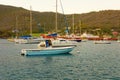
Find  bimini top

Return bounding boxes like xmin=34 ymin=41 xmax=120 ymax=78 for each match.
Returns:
xmin=19 ymin=35 xmax=32 ymax=39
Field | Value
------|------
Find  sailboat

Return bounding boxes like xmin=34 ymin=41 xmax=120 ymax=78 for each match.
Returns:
xmin=14 ymin=6 xmax=44 ymax=44
xmin=20 ymin=0 xmax=76 ymax=56
xmin=61 ymin=14 xmax=81 ymax=42
xmin=49 ymin=0 xmax=78 ymax=46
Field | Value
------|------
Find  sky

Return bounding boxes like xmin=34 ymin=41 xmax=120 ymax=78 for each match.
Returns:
xmin=0 ymin=0 xmax=120 ymax=14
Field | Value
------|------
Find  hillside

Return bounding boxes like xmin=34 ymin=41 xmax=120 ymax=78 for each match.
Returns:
xmin=0 ymin=5 xmax=120 ymax=38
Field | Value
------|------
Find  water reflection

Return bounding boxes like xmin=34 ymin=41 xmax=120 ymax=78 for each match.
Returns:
xmin=44 ymin=57 xmax=53 ymax=64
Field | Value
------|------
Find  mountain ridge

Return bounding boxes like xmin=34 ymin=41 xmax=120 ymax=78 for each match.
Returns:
xmin=0 ymin=5 xmax=120 ymax=38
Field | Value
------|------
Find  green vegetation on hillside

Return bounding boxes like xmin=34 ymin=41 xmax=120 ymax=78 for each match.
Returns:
xmin=0 ymin=5 xmax=120 ymax=38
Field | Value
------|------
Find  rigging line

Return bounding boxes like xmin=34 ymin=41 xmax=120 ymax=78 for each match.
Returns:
xmin=59 ymin=0 xmax=69 ymax=35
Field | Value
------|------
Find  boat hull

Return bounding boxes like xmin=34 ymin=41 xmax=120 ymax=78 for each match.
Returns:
xmin=21 ymin=46 xmax=75 ymax=56
xmin=94 ymin=41 xmax=111 ymax=44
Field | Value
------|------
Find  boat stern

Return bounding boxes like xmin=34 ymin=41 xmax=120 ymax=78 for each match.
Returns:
xmin=21 ymin=49 xmax=27 ymax=56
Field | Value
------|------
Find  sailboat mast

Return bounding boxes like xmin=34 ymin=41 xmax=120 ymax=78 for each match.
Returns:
xmin=15 ymin=16 xmax=18 ymax=38
xmin=59 ymin=0 xmax=69 ymax=35
xmin=79 ymin=20 xmax=82 ymax=35
xmin=72 ymin=14 xmax=75 ymax=34
xmin=30 ymin=6 xmax=32 ymax=36
xmin=55 ymin=0 xmax=58 ymax=32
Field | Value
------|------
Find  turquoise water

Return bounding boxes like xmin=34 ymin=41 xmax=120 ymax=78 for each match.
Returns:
xmin=0 ymin=39 xmax=120 ymax=80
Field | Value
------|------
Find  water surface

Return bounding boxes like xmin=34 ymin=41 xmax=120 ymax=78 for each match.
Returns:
xmin=0 ymin=39 xmax=120 ymax=80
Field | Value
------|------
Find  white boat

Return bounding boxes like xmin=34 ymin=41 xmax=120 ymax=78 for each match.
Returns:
xmin=25 ymin=37 xmax=44 ymax=44
xmin=117 ymin=40 xmax=120 ymax=43
xmin=14 ymin=38 xmax=28 ymax=44
xmin=14 ymin=36 xmax=44 ymax=44
xmin=21 ymin=39 xmax=76 ymax=56
xmin=43 ymin=33 xmax=78 ymax=47
xmin=51 ymin=38 xmax=77 ymax=47
xmin=94 ymin=40 xmax=111 ymax=44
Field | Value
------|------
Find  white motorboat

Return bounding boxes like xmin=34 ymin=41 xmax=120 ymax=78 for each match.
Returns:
xmin=51 ymin=38 xmax=77 ymax=47
xmin=21 ymin=39 xmax=76 ymax=56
